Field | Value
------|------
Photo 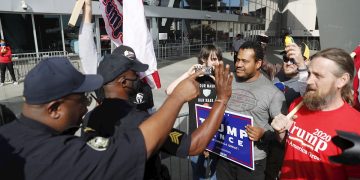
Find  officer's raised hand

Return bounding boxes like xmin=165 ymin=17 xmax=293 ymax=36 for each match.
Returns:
xmin=214 ymin=61 xmax=233 ymax=104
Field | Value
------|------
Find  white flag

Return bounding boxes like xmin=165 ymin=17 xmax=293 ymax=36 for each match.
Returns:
xmin=123 ymin=0 xmax=161 ymax=89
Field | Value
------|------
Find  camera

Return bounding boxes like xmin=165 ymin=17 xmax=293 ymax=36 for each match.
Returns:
xmin=21 ymin=1 xmax=28 ymax=10
xmin=195 ymin=66 xmax=213 ymax=76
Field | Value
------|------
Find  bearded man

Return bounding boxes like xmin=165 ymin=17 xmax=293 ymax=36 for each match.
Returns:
xmin=272 ymin=48 xmax=360 ymax=179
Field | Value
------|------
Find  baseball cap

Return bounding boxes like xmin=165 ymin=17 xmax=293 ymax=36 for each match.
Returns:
xmin=23 ymin=57 xmax=103 ymax=104
xmin=97 ymin=45 xmax=148 ymax=84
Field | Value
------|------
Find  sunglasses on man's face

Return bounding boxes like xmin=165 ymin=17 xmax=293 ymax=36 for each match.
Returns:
xmin=283 ymin=58 xmax=295 ymax=65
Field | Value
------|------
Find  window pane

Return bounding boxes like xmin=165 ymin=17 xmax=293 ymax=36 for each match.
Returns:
xmin=99 ymin=18 xmax=111 ymax=56
xmin=62 ymin=15 xmax=82 ymax=55
xmin=216 ymin=21 xmax=229 ymax=42
xmin=201 ymin=20 xmax=216 ymax=43
xmin=202 ymin=0 xmax=217 ymax=12
xmin=0 ymin=14 xmax=35 ymax=53
xmin=241 ymin=0 xmax=249 ymax=15
xmin=184 ymin=19 xmax=201 ymax=44
xmin=34 ymin=15 xmax=62 ymax=52
xmin=183 ymin=0 xmax=201 ymax=10
xmin=158 ymin=18 xmax=182 ymax=43
xmin=218 ymin=0 xmax=229 ymax=13
xmin=230 ymin=0 xmax=241 ymax=14
xmin=248 ymin=0 xmax=256 ymax=17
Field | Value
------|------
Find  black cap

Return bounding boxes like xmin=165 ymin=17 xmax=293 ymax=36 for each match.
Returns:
xmin=97 ymin=45 xmax=148 ymax=84
xmin=23 ymin=57 xmax=103 ymax=104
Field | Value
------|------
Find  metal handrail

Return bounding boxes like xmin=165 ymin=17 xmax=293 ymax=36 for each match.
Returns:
xmin=2 ymin=51 xmax=70 ymax=83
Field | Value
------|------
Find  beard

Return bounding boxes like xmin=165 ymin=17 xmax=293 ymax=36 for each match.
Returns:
xmin=303 ymin=90 xmax=326 ymax=111
xmin=303 ymin=86 xmax=336 ymax=111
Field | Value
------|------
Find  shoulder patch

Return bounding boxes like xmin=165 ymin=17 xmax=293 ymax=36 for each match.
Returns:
xmin=87 ymin=136 xmax=110 ymax=151
xmin=83 ymin=127 xmax=96 ymax=133
xmin=168 ymin=131 xmax=183 ymax=145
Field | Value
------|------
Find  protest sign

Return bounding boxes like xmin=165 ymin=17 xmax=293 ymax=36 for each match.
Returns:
xmin=196 ymin=104 xmax=255 ymax=170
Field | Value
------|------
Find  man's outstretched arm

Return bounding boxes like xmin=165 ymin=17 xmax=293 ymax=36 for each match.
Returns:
xmin=188 ymin=62 xmax=233 ymax=155
xmin=139 ymin=70 xmax=202 ymax=158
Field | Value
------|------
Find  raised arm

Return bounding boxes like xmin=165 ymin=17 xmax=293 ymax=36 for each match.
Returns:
xmin=79 ymin=0 xmax=98 ymax=74
xmin=188 ymin=62 xmax=233 ymax=155
xmin=139 ymin=70 xmax=203 ymax=158
xmin=165 ymin=64 xmax=202 ymax=95
xmin=286 ymin=43 xmax=308 ymax=96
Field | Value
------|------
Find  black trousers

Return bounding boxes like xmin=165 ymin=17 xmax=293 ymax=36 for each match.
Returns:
xmin=0 ymin=62 xmax=16 ymax=83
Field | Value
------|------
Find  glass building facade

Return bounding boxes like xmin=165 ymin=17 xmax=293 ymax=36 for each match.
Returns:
xmin=0 ymin=0 xmax=281 ymax=57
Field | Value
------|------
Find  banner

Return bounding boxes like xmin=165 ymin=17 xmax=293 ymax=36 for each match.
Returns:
xmin=99 ymin=0 xmax=123 ymax=46
xmin=195 ymin=104 xmax=255 ymax=170
xmin=100 ymin=0 xmax=161 ymax=89
xmin=123 ymin=0 xmax=161 ymax=89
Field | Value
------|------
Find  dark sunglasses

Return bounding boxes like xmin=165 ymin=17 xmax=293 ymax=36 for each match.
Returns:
xmin=283 ymin=58 xmax=295 ymax=64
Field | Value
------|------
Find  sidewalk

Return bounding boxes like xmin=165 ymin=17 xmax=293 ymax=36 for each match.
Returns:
xmin=0 ymin=47 xmax=302 ymax=116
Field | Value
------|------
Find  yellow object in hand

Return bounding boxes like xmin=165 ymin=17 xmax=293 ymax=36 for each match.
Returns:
xmin=284 ymin=35 xmax=294 ymax=46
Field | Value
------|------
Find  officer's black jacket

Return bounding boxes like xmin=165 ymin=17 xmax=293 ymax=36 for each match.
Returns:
xmin=0 ymin=115 xmax=146 ymax=180
xmin=83 ymin=98 xmax=191 ymax=179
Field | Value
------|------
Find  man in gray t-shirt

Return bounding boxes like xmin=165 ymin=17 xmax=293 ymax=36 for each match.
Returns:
xmin=216 ymin=41 xmax=287 ymax=180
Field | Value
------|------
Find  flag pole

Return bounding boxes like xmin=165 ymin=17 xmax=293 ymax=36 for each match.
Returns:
xmin=68 ymin=0 xmax=86 ymax=27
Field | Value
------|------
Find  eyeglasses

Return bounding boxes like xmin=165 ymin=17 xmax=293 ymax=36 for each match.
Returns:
xmin=65 ymin=93 xmax=92 ymax=106
xmin=283 ymin=58 xmax=295 ymax=65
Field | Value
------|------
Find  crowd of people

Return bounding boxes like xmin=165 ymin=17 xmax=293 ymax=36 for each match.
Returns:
xmin=1 ymin=0 xmax=360 ymax=179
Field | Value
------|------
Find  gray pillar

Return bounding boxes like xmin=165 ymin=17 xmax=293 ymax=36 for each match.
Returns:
xmin=0 ymin=17 xmax=3 ymax=39
xmin=60 ymin=15 xmax=66 ymax=53
xmin=31 ymin=14 xmax=39 ymax=57
xmin=95 ymin=16 xmax=101 ymax=58
xmin=151 ymin=17 xmax=159 ymax=42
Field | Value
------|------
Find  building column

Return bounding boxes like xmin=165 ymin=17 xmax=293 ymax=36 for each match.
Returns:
xmin=60 ymin=15 xmax=66 ymax=53
xmin=0 ymin=17 xmax=4 ymax=39
xmin=151 ymin=17 xmax=159 ymax=43
xmin=31 ymin=14 xmax=39 ymax=57
xmin=95 ymin=16 xmax=101 ymax=58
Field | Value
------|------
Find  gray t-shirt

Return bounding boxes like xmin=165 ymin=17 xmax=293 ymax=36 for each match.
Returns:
xmin=227 ymin=74 xmax=287 ymax=160
xmin=273 ymin=70 xmax=307 ymax=106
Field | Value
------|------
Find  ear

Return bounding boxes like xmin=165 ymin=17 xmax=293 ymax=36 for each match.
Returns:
xmin=115 ymin=76 xmax=128 ymax=88
xmin=255 ymin=59 xmax=263 ymax=70
xmin=46 ymin=100 xmax=62 ymax=119
xmin=336 ymin=73 xmax=350 ymax=89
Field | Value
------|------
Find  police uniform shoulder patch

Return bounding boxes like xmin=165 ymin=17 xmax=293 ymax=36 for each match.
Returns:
xmin=168 ymin=131 xmax=183 ymax=145
xmin=87 ymin=136 xmax=110 ymax=151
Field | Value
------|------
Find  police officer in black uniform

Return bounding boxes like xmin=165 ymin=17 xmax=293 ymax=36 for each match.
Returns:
xmin=82 ymin=45 xmax=234 ymax=179
xmin=0 ymin=57 xmax=216 ymax=179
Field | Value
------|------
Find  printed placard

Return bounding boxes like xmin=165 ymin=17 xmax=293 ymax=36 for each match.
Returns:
xmin=195 ymin=104 xmax=255 ymax=170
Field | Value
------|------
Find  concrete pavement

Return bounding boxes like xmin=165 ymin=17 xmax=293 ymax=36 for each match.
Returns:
xmin=0 ymin=49 xmax=288 ymax=117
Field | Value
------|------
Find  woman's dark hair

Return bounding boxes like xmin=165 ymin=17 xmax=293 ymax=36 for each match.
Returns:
xmin=197 ymin=45 xmax=223 ymax=64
